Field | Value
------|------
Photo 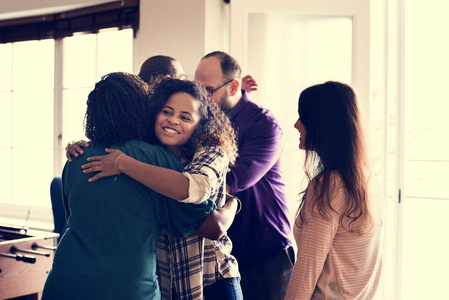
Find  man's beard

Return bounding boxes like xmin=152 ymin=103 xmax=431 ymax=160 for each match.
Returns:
xmin=219 ymin=90 xmax=232 ymax=113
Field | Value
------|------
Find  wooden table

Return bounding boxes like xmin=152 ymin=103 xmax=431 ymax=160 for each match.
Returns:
xmin=0 ymin=226 xmax=59 ymax=300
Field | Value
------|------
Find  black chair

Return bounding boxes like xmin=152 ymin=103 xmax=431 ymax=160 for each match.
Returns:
xmin=50 ymin=177 xmax=67 ymax=243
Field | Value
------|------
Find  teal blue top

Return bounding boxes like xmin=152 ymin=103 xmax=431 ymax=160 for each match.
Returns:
xmin=42 ymin=140 xmax=215 ymax=300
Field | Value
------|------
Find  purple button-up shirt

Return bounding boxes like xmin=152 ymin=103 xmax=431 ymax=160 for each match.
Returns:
xmin=226 ymin=91 xmax=292 ymax=267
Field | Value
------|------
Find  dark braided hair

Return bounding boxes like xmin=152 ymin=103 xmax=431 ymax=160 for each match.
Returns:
xmin=147 ymin=78 xmax=238 ymax=163
xmin=84 ymin=72 xmax=151 ymax=147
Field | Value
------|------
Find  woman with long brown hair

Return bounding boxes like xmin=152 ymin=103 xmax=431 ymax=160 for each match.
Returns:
xmin=285 ymin=81 xmax=384 ymax=300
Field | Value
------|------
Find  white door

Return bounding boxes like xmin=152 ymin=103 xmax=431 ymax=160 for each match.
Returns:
xmin=228 ymin=1 xmax=392 ymax=299
xmin=229 ymin=0 xmax=371 ymax=213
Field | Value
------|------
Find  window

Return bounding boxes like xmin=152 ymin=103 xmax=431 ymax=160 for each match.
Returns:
xmin=60 ymin=29 xmax=133 ymax=165
xmin=400 ymin=1 xmax=449 ymax=298
xmin=0 ymin=39 xmax=54 ymax=209
xmin=0 ymin=28 xmax=133 ymax=229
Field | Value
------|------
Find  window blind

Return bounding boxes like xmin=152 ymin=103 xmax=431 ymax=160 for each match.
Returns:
xmin=0 ymin=0 xmax=139 ymax=43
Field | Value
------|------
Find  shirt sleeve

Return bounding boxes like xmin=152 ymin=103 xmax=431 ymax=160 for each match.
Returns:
xmin=61 ymin=162 xmax=71 ymax=221
xmin=181 ymin=173 xmax=211 ymax=204
xmin=285 ymin=186 xmax=342 ymax=300
xmin=226 ymin=117 xmax=283 ymax=194
xmin=124 ymin=141 xmax=218 ymax=238
xmin=162 ymin=198 xmax=217 ymax=238
xmin=179 ymin=146 xmax=228 ymax=204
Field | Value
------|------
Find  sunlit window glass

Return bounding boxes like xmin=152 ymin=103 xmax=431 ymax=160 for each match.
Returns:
xmin=0 ymin=91 xmax=13 ymax=205
xmin=97 ymin=28 xmax=133 ymax=77
xmin=0 ymin=43 xmax=12 ymax=91
xmin=61 ymin=29 xmax=133 ymax=163
xmin=401 ymin=1 xmax=449 ymax=299
xmin=63 ymin=34 xmax=97 ymax=89
xmin=62 ymin=88 xmax=91 ymax=146
xmin=0 ymin=28 xmax=132 ymax=212
xmin=0 ymin=44 xmax=14 ymax=205
xmin=0 ymin=40 xmax=54 ymax=208
xmin=13 ymin=40 xmax=55 ymax=90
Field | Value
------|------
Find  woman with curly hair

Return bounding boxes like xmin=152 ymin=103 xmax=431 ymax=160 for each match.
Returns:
xmin=285 ymin=81 xmax=384 ymax=300
xmin=42 ymin=73 xmax=218 ymax=300
xmin=80 ymin=78 xmax=242 ymax=299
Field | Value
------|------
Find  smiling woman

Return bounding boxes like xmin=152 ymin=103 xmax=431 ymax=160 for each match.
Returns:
xmin=41 ymin=72 xmax=218 ymax=300
xmin=293 ymin=118 xmax=307 ymax=150
xmin=71 ymin=78 xmax=242 ymax=299
xmin=155 ymin=92 xmax=201 ymax=159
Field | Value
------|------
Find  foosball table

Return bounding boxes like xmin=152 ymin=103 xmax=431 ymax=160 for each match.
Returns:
xmin=0 ymin=225 xmax=59 ymax=300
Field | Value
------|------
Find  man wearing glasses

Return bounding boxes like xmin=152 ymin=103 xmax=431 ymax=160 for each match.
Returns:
xmin=195 ymin=51 xmax=294 ymax=300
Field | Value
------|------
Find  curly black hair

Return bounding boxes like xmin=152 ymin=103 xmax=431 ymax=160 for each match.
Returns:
xmin=147 ymin=78 xmax=238 ymax=164
xmin=84 ymin=72 xmax=151 ymax=147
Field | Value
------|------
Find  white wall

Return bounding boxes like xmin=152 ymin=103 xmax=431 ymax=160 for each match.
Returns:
xmin=136 ymin=0 xmax=228 ymax=78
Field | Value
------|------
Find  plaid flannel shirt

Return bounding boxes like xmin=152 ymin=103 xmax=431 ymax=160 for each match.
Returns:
xmin=157 ymin=145 xmax=240 ymax=300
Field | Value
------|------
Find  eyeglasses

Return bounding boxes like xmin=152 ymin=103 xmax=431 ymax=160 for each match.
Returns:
xmin=205 ymin=79 xmax=233 ymax=96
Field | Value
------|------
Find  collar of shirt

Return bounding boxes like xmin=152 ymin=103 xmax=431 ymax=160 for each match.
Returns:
xmin=227 ymin=89 xmax=249 ymax=120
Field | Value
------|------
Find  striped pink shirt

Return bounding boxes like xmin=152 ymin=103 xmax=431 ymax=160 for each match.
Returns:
xmin=285 ymin=174 xmax=384 ymax=300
